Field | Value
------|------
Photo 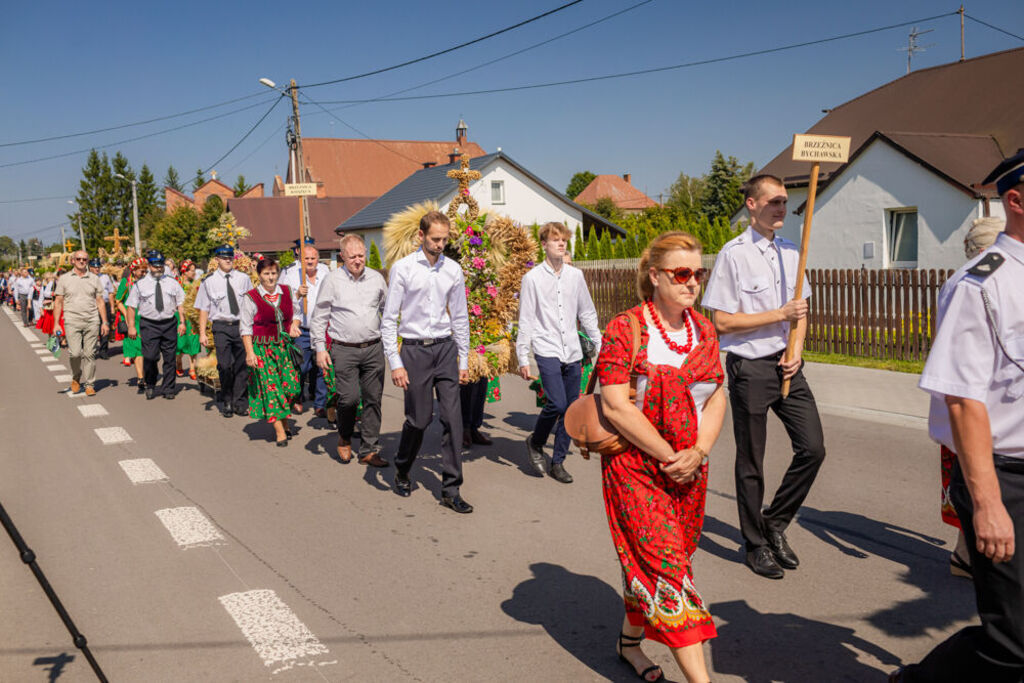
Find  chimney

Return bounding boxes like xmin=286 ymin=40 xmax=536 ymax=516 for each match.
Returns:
xmin=448 ymin=147 xmax=460 ymax=165
xmin=622 ymin=173 xmax=631 ymax=184
xmin=422 ymin=161 xmax=437 ymax=169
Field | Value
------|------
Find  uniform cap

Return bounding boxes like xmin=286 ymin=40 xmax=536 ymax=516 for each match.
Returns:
xmin=982 ymin=148 xmax=1024 ymax=196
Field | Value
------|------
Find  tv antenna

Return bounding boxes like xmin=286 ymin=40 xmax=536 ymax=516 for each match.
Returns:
xmin=899 ymin=26 xmax=935 ymax=75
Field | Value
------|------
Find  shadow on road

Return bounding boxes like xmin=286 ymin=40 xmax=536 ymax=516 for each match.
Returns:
xmin=33 ymin=653 xmax=74 ymax=681
xmin=795 ymin=506 xmax=975 ymax=637
xmin=710 ymin=599 xmax=900 ymax=682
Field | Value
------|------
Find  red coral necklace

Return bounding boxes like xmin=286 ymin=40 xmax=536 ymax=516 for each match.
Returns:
xmin=646 ymin=299 xmax=694 ymax=355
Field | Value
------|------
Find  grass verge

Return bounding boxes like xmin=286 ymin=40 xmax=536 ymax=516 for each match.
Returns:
xmin=803 ymin=350 xmax=924 ymax=374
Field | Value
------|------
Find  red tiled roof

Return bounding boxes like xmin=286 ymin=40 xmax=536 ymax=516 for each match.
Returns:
xmin=297 ymin=137 xmax=487 ymax=197
xmin=761 ymin=47 xmax=1024 ymax=186
xmin=228 ymin=196 xmax=375 ymax=252
xmin=575 ymin=174 xmax=658 ymax=210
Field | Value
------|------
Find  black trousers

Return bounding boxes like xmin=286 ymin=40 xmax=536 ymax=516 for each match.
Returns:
xmin=460 ymin=377 xmax=488 ymax=431
xmin=212 ymin=321 xmax=248 ymax=411
xmin=904 ymin=458 xmax=1024 ymax=682
xmin=726 ymin=351 xmax=826 ymax=551
xmin=140 ymin=317 xmax=177 ymax=394
xmin=394 ymin=339 xmax=463 ymax=497
xmin=330 ymin=341 xmax=385 ymax=457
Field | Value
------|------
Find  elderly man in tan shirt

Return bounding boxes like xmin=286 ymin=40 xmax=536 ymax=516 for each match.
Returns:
xmin=54 ymin=251 xmax=109 ymax=395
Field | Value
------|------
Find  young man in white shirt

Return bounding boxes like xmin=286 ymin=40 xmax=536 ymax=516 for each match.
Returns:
xmin=702 ymin=174 xmax=826 ymax=580
xmin=381 ymin=210 xmax=472 ymax=513
xmin=518 ymin=221 xmax=602 ymax=484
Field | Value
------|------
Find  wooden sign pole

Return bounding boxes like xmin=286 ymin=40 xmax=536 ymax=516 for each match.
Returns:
xmin=298 ymin=198 xmax=307 ymax=316
xmin=780 ymin=162 xmax=818 ymax=399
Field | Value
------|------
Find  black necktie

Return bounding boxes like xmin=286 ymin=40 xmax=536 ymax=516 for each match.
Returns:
xmin=226 ymin=275 xmax=239 ymax=316
xmin=155 ymin=277 xmax=164 ymax=313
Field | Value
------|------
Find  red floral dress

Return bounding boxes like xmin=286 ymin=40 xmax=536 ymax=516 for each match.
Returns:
xmin=597 ymin=305 xmax=724 ymax=648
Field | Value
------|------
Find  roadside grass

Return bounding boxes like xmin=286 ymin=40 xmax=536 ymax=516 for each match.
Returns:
xmin=804 ymin=350 xmax=925 ymax=374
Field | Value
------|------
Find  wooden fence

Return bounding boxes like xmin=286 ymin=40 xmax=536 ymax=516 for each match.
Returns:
xmin=581 ymin=266 xmax=954 ymax=362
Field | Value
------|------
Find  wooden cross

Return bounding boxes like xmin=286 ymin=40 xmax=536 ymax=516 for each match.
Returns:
xmin=64 ymin=239 xmax=75 ymax=252
xmin=446 ymin=154 xmax=481 ymax=222
xmin=104 ymin=227 xmax=131 ymax=254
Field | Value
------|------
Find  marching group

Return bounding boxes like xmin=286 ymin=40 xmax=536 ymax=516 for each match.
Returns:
xmin=3 ymin=151 xmax=1023 ymax=683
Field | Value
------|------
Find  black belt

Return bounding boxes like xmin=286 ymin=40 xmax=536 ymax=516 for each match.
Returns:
xmin=212 ymin=319 xmax=239 ymax=326
xmin=402 ymin=336 xmax=451 ymax=346
xmin=141 ymin=316 xmax=176 ymax=324
xmin=332 ymin=338 xmax=380 ymax=349
xmin=994 ymin=454 xmax=1024 ymax=474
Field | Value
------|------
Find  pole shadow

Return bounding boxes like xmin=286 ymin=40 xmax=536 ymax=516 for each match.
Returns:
xmin=33 ymin=653 xmax=74 ymax=681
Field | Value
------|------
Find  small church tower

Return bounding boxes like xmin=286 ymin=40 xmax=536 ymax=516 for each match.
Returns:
xmin=456 ymin=118 xmax=468 ymax=146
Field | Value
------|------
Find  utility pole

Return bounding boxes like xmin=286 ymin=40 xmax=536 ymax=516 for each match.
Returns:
xmin=60 ymin=224 xmax=66 ymax=253
xmin=288 ymin=79 xmax=311 ymax=244
xmin=959 ymin=5 xmax=965 ymax=61
xmin=130 ymin=179 xmax=140 ymax=255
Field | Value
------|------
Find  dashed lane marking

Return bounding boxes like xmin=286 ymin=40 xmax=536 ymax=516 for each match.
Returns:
xmin=35 ymin=349 xmax=50 ymax=355
xmin=77 ymin=404 xmax=109 ymax=418
xmin=218 ymin=590 xmax=332 ymax=674
xmin=54 ymin=374 xmax=72 ymax=383
xmin=155 ymin=507 xmax=225 ymax=548
xmin=94 ymin=427 xmax=132 ymax=445
xmin=46 ymin=364 xmax=65 ymax=372
xmin=118 ymin=459 xmax=167 ymax=483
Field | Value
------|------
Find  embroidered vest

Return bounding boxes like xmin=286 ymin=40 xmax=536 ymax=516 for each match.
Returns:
xmin=247 ymin=285 xmax=293 ymax=342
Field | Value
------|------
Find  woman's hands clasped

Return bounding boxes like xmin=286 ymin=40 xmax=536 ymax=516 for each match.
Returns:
xmin=660 ymin=448 xmax=704 ymax=484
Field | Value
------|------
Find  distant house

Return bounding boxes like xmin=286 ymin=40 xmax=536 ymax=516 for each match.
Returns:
xmin=229 ymin=196 xmax=374 ymax=255
xmin=574 ymin=173 xmax=658 ymax=214
xmin=273 ymin=119 xmax=487 ymax=199
xmin=750 ymin=46 xmax=1024 ymax=270
xmin=336 ymin=151 xmax=626 ymax=262
xmin=165 ymin=177 xmax=264 ymax=212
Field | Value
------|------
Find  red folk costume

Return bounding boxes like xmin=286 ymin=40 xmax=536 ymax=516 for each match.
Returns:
xmin=596 ymin=305 xmax=724 ymax=648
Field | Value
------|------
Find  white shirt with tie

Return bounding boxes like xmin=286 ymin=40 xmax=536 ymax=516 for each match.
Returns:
xmin=381 ymin=249 xmax=470 ymax=371
xmin=194 ymin=269 xmax=253 ymax=322
xmin=279 ymin=262 xmax=330 ymax=329
xmin=126 ymin=273 xmax=184 ymax=321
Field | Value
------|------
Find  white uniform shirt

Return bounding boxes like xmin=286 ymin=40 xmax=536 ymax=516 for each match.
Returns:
xmin=920 ymin=233 xmax=1024 ymax=459
xmin=309 ymin=267 xmax=387 ymax=351
xmin=702 ymin=226 xmax=810 ymax=359
xmin=98 ymin=273 xmax=114 ymax=298
xmin=194 ymin=269 xmax=253 ymax=322
xmin=279 ymin=262 xmax=330 ymax=329
xmin=381 ymin=249 xmax=470 ymax=371
xmin=14 ymin=276 xmax=35 ymax=296
xmin=516 ymin=261 xmax=601 ymax=366
xmin=637 ymin=317 xmax=718 ymax=427
xmin=126 ymin=273 xmax=184 ymax=321
xmin=239 ymin=285 xmax=294 ymax=337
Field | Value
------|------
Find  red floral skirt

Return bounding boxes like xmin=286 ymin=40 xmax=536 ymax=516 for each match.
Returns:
xmin=940 ymin=446 xmax=961 ymax=529
xmin=36 ymin=309 xmax=55 ymax=335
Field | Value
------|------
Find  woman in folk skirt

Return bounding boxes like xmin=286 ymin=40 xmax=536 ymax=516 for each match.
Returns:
xmin=240 ymin=257 xmax=301 ymax=446
xmin=174 ymin=259 xmax=201 ymax=380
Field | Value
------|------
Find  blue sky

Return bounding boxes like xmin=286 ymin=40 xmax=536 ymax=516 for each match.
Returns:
xmin=1 ymin=0 xmax=1021 ymax=244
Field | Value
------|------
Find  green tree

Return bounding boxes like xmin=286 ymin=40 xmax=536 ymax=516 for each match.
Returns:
xmin=147 ymin=206 xmax=216 ymax=263
xmin=593 ymin=196 xmax=621 ymax=222
xmin=164 ymin=165 xmax=183 ymax=193
xmin=0 ymin=235 xmax=15 ymax=257
xmin=565 ymin=171 xmax=596 ymax=200
xmin=233 ymin=175 xmax=249 ymax=197
xmin=585 ymin=230 xmax=599 ymax=260
xmin=74 ymin=149 xmax=117 ymax=254
xmin=367 ymin=241 xmax=382 ymax=269
xmin=278 ymin=250 xmax=295 ymax=268
xmin=136 ymin=164 xmax=163 ymax=241
xmin=667 ymin=172 xmax=706 ymax=219
xmin=598 ymin=231 xmax=612 ymax=260
xmin=110 ymin=152 xmax=136 ymax=243
xmin=700 ymin=151 xmax=754 ymax=221
xmin=192 ymin=168 xmax=205 ymax=192
xmin=572 ymin=226 xmax=586 ymax=261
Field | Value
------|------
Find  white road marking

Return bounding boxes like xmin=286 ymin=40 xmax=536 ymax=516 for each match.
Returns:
xmin=35 ymin=349 xmax=50 ymax=355
xmin=64 ymin=390 xmax=89 ymax=398
xmin=155 ymin=507 xmax=225 ymax=548
xmin=46 ymin=364 xmax=65 ymax=372
xmin=94 ymin=427 xmax=132 ymax=444
xmin=118 ymin=459 xmax=167 ymax=483
xmin=54 ymin=374 xmax=72 ymax=383
xmin=219 ymin=590 xmax=331 ymax=673
xmin=77 ymin=404 xmax=109 ymax=418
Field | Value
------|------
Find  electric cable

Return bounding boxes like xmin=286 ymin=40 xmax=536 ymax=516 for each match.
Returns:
xmin=200 ymin=96 xmax=285 ymax=174
xmin=0 ymin=195 xmax=73 ymax=204
xmin=965 ymin=14 xmax=1024 ymax=42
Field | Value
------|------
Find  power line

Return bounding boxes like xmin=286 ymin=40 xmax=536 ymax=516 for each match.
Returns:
xmin=965 ymin=14 xmax=1024 ymax=42
xmin=0 ymin=97 xmax=278 ymax=170
xmin=297 ymin=92 xmax=425 ymax=165
xmin=201 ymin=96 xmax=285 ymax=174
xmin=0 ymin=91 xmax=268 ymax=149
xmin=2 ymin=220 xmax=71 ymax=240
xmin=0 ymin=195 xmax=73 ymax=204
xmin=302 ymin=0 xmax=586 ymax=89
xmin=223 ymin=122 xmax=287 ymax=177
xmin=317 ymin=10 xmax=960 ymax=105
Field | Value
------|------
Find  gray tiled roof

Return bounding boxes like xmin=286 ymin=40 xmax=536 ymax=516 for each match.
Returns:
xmin=336 ymin=151 xmax=625 ymax=235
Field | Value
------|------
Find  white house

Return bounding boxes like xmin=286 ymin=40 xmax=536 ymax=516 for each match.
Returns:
xmin=747 ymin=46 xmax=1023 ymax=271
xmin=336 ymin=151 xmax=625 ymax=262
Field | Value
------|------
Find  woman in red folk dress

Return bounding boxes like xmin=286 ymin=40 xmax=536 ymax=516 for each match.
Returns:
xmin=596 ymin=232 xmax=727 ymax=683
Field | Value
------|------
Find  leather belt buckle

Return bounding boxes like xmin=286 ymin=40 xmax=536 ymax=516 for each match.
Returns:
xmin=423 ymin=338 xmax=435 ymax=346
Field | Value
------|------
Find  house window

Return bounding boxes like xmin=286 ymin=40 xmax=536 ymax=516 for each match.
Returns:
xmin=490 ymin=180 xmax=505 ymax=204
xmin=886 ymin=209 xmax=918 ymax=268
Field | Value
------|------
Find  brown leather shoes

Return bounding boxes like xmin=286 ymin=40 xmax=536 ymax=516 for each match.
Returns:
xmin=70 ymin=380 xmax=81 ymax=394
xmin=470 ymin=429 xmax=493 ymax=446
xmin=85 ymin=386 xmax=96 ymax=396
xmin=359 ymin=452 xmax=389 ymax=468
xmin=326 ymin=405 xmax=337 ymax=424
xmin=336 ymin=442 xmax=352 ymax=463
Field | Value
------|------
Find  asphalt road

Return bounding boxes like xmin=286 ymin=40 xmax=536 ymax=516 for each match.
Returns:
xmin=0 ymin=307 xmax=976 ymax=682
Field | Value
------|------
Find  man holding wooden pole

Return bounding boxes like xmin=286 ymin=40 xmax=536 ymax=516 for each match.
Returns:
xmin=702 ymin=174 xmax=826 ymax=580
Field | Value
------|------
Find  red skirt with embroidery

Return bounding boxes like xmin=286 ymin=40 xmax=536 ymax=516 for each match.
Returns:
xmin=940 ymin=446 xmax=961 ymax=529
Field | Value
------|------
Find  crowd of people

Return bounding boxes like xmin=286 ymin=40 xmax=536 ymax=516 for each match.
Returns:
xmin=2 ymin=150 xmax=1022 ymax=683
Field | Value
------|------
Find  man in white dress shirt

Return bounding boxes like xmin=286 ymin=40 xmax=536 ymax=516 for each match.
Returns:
xmin=14 ymin=267 xmax=35 ymax=326
xmin=312 ymin=235 xmax=388 ymax=466
xmin=892 ymin=150 xmax=1024 ymax=683
xmin=381 ymin=210 xmax=473 ymax=513
xmin=518 ymin=221 xmax=602 ymax=484
xmin=127 ymin=250 xmax=186 ymax=400
xmin=281 ymin=244 xmax=331 ymax=418
xmin=702 ymin=174 xmax=826 ymax=580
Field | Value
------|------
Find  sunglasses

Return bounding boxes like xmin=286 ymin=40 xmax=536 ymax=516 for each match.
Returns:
xmin=73 ymin=257 xmax=88 ymax=262
xmin=660 ymin=267 xmax=708 ymax=284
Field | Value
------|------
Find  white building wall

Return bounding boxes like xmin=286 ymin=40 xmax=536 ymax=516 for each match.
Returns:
xmin=780 ymin=142 xmax=984 ymax=270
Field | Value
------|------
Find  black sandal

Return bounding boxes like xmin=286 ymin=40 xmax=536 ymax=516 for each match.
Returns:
xmin=618 ymin=632 xmax=665 ymax=682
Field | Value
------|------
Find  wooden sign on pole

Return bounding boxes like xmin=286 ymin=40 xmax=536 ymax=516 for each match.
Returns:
xmin=781 ymin=134 xmax=851 ymax=398
xmin=283 ymin=182 xmax=317 ymax=314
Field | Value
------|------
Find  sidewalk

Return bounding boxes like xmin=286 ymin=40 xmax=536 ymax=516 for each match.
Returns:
xmin=801 ymin=360 xmax=928 ymax=430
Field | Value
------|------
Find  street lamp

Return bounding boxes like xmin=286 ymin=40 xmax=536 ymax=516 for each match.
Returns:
xmin=113 ymin=173 xmax=141 ymax=254
xmin=67 ymin=200 xmax=85 ymax=251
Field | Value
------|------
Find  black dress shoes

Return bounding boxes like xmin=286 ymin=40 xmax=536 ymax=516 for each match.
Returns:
xmin=746 ymin=546 xmax=785 ymax=579
xmin=145 ymin=387 xmax=156 ymax=400
xmin=235 ymin=406 xmax=249 ymax=417
xmin=394 ymin=474 xmax=411 ymax=497
xmin=136 ymin=382 xmax=146 ymax=395
xmin=163 ymin=391 xmax=175 ymax=400
xmin=222 ymin=406 xmax=234 ymax=418
xmin=549 ymin=462 xmax=573 ymax=484
xmin=441 ymin=495 xmax=473 ymax=514
xmin=766 ymin=530 xmax=799 ymax=569
xmin=524 ymin=438 xmax=546 ymax=477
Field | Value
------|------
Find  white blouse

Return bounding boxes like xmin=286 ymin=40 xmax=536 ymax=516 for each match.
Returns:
xmin=635 ymin=316 xmax=718 ymax=427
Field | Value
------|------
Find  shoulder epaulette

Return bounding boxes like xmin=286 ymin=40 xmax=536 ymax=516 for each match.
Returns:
xmin=967 ymin=251 xmax=1005 ymax=279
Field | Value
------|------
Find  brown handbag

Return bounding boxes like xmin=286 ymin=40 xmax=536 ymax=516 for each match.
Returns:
xmin=564 ymin=311 xmax=641 ymax=459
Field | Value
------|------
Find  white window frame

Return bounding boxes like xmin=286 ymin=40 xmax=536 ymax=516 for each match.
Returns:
xmin=885 ymin=208 xmax=918 ymax=269
xmin=490 ymin=180 xmax=505 ymax=205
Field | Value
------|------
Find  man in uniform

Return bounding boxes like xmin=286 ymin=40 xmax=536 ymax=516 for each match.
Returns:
xmin=127 ymin=251 xmax=185 ymax=400
xmin=892 ymin=150 xmax=1024 ymax=682
xmin=381 ymin=211 xmax=472 ymax=513
xmin=196 ymin=245 xmax=252 ymax=417
xmin=280 ymin=242 xmax=331 ymax=418
xmin=53 ymin=251 xmax=108 ymax=396
xmin=702 ymin=174 xmax=826 ymax=579
xmin=89 ymin=258 xmax=115 ymax=359
xmin=311 ymin=234 xmax=388 ymax=466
